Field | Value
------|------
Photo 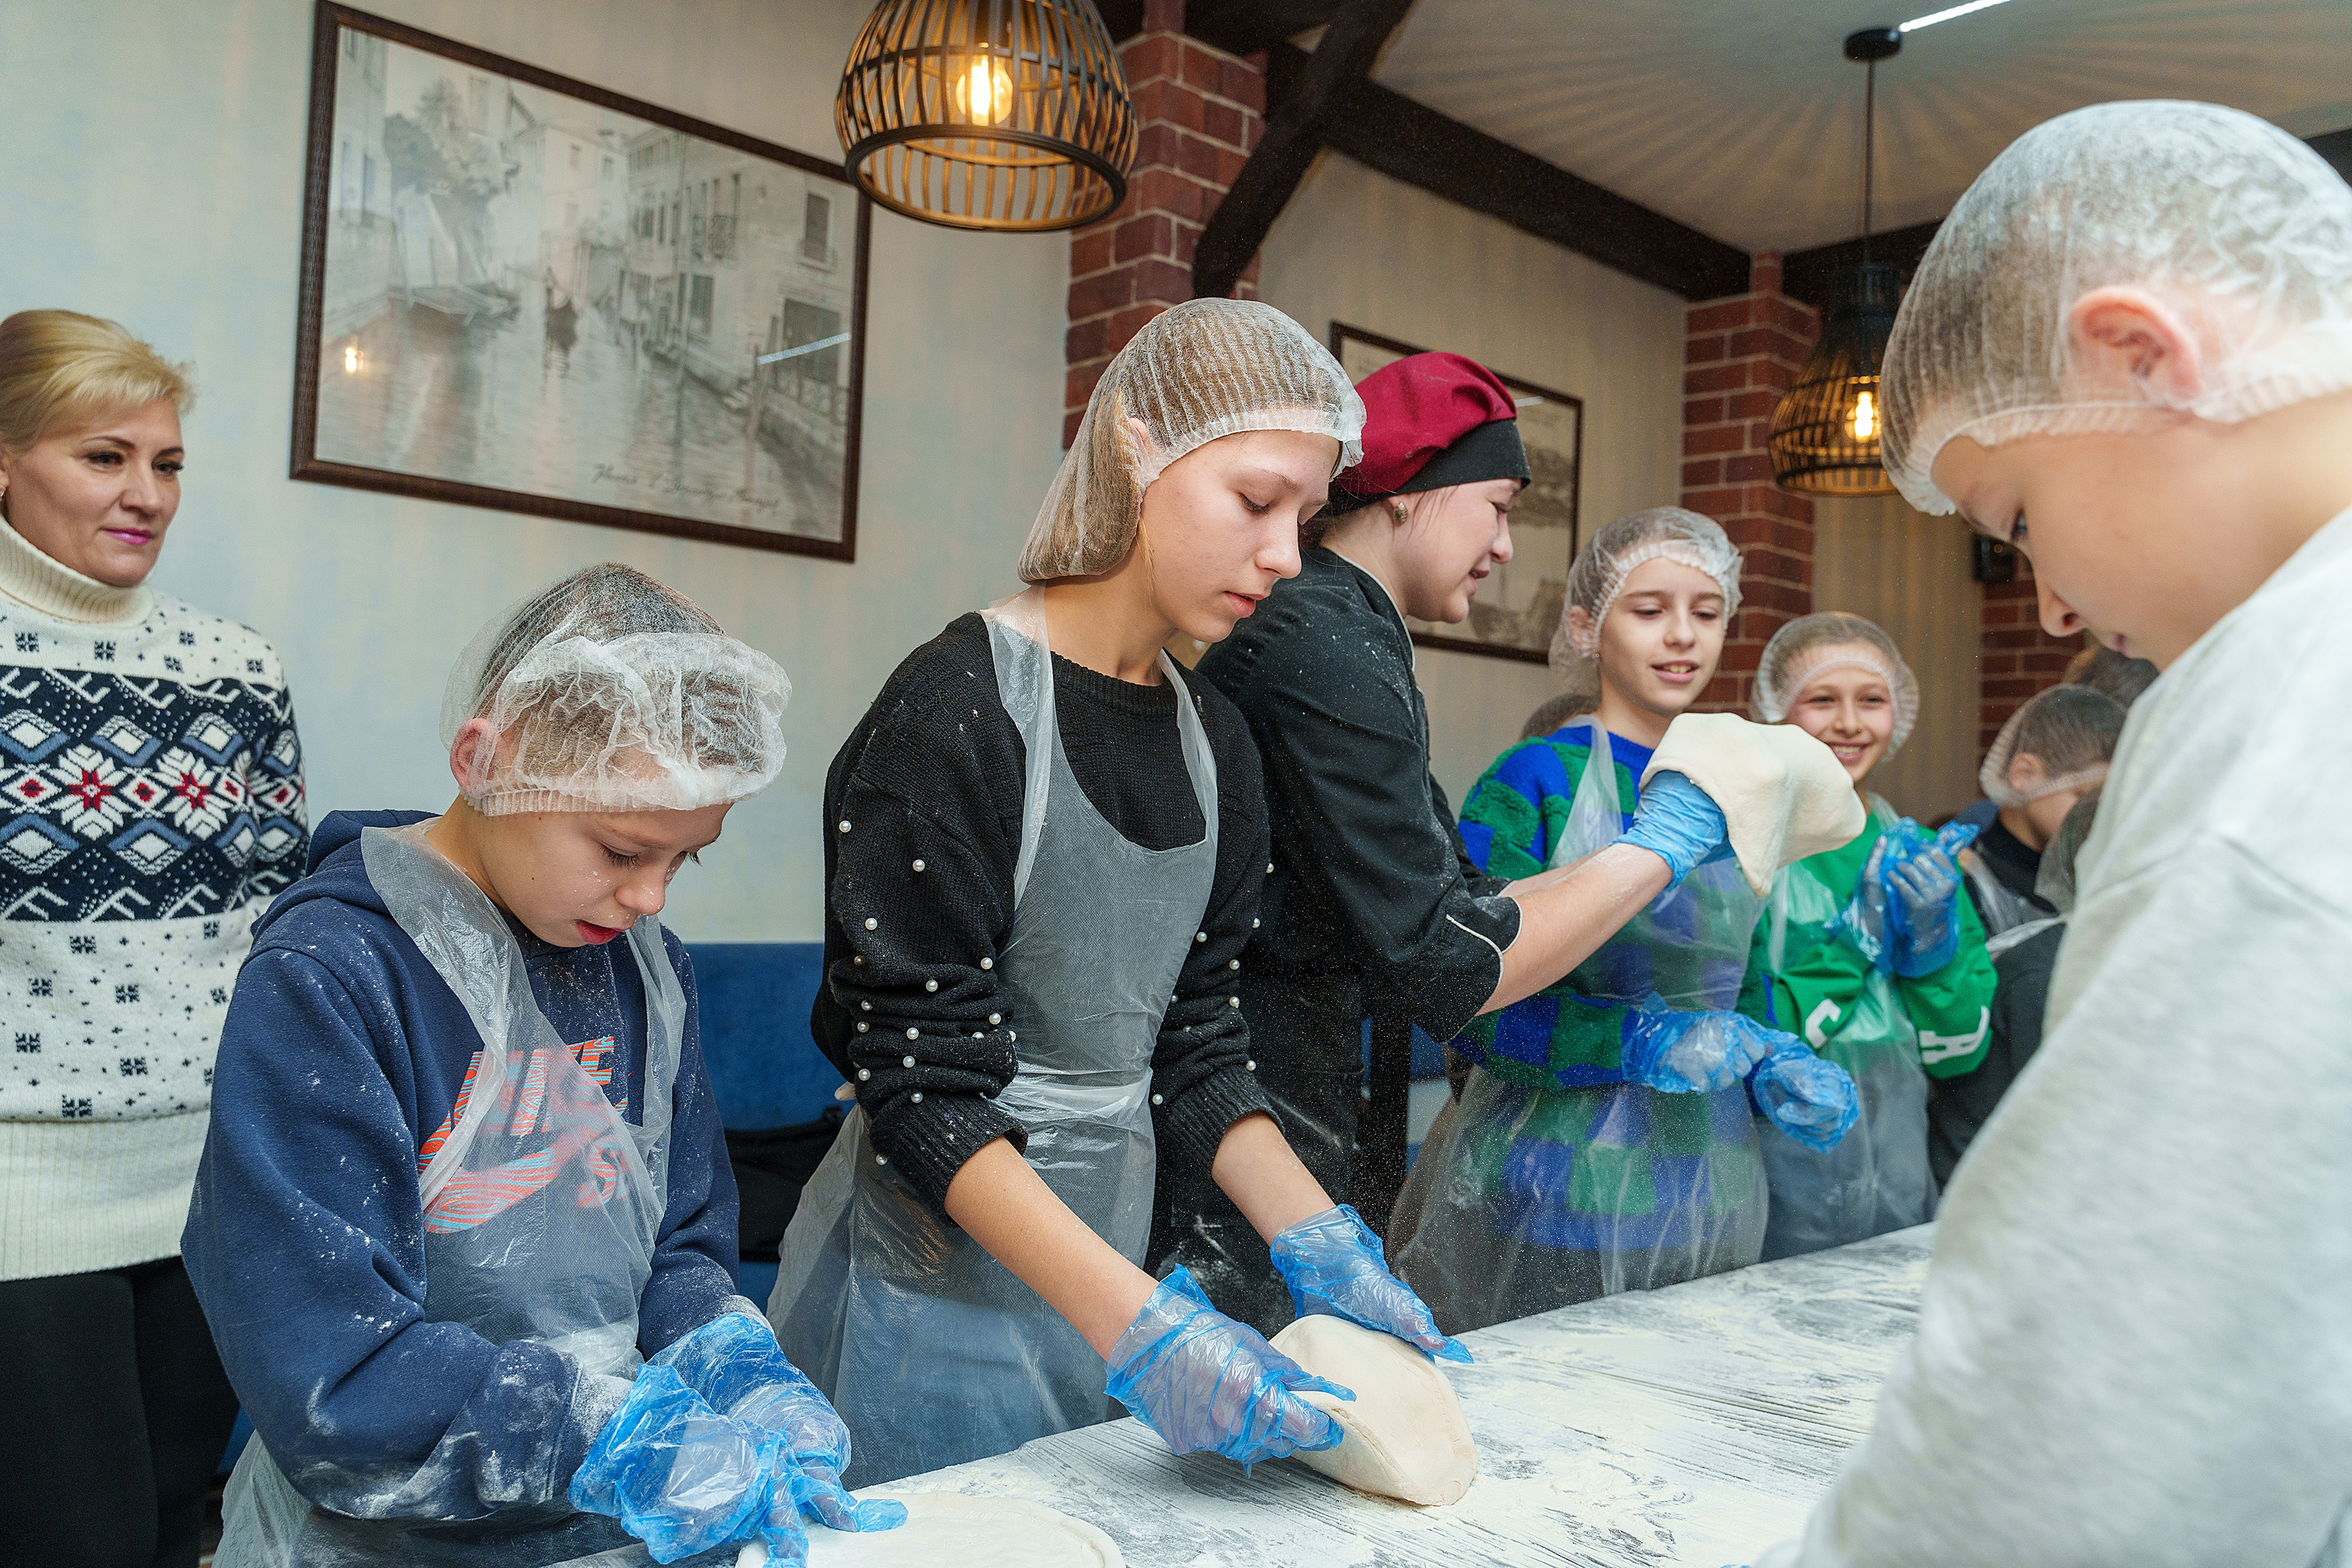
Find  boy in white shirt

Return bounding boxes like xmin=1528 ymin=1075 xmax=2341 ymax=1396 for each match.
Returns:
xmin=1752 ymin=99 xmax=2352 ymax=1567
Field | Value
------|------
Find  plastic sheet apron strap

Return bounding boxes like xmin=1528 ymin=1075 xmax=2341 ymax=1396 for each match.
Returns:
xmin=770 ymin=590 xmax=1218 ymax=1487
xmin=1391 ymin=721 xmax=1768 ymax=1334
xmin=217 ymin=820 xmax=685 ymax=1568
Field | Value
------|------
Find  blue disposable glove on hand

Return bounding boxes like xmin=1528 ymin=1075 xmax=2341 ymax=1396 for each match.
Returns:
xmin=1620 ymin=771 xmax=1732 ymax=886
xmin=1747 ymin=1045 xmax=1861 ymax=1153
xmin=1268 ymin=1205 xmax=1473 ymax=1364
xmin=569 ymin=1364 xmax=789 ymax=1565
xmin=1834 ymin=836 xmax=1895 ymax=971
xmin=1106 ymin=1268 xmax=1353 ymax=1471
xmin=1620 ymin=995 xmax=1784 ymax=1093
xmin=1881 ymin=821 xmax=1981 ymax=978
xmin=651 ymin=1311 xmax=905 ymax=1536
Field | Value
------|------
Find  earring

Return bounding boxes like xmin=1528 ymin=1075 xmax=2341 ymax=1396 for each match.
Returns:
xmin=1391 ymin=501 xmax=1408 ymax=524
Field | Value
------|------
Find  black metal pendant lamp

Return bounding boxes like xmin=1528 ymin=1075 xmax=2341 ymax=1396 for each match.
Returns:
xmin=836 ymin=0 xmax=1138 ymax=233
xmin=1768 ymin=26 xmax=1904 ymax=497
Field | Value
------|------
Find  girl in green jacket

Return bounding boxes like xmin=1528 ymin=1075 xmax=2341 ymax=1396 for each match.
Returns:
xmin=1740 ymin=613 xmax=1996 ymax=1259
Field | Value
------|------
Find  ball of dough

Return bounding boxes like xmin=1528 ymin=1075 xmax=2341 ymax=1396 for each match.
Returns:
xmin=1642 ymin=712 xmax=1866 ymax=895
xmin=1268 ymin=1315 xmax=1478 ymax=1506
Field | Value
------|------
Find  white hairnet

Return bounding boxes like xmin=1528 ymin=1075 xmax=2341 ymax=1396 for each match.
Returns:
xmin=1977 ymin=683 xmax=2126 ymax=808
xmin=2035 ymin=787 xmax=2102 ymax=915
xmin=1020 ymin=299 xmax=1364 ymax=582
xmin=1751 ymin=611 xmax=1922 ymax=757
xmin=443 ymin=563 xmax=791 ymax=816
xmin=1547 ymin=507 xmax=1743 ymax=697
xmin=1884 ymin=100 xmax=2352 ymax=514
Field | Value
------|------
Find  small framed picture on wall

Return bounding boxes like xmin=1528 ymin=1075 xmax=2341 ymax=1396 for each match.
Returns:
xmin=1331 ymin=324 xmax=1583 ymax=664
xmin=291 ymin=2 xmax=870 ymax=559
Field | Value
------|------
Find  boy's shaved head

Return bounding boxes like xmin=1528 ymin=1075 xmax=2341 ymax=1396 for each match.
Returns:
xmin=1885 ymin=100 xmax=2352 ymax=516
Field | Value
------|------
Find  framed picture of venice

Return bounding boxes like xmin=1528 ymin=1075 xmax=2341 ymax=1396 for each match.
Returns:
xmin=1330 ymin=324 xmax=1583 ymax=664
xmin=291 ymin=3 xmax=870 ymax=559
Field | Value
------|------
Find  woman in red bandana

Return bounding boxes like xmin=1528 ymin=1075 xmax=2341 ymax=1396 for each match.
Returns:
xmin=1156 ymin=353 xmax=1745 ymax=1333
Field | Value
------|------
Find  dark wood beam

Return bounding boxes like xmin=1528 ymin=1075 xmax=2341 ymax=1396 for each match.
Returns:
xmin=2310 ymin=127 xmax=2352 ymax=187
xmin=1191 ymin=0 xmax=1416 ymax=299
xmin=1779 ymin=219 xmax=1942 ymax=309
xmin=1184 ymin=0 xmax=1347 ymax=56
xmin=1090 ymin=0 xmax=1145 ymax=42
xmin=1307 ymin=49 xmax=1751 ymax=300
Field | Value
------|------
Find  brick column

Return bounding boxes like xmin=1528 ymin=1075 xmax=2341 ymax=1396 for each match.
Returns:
xmin=1065 ymin=0 xmax=1266 ymax=445
xmin=1679 ymin=252 xmax=1823 ymax=714
xmin=1978 ymin=559 xmax=2084 ymax=752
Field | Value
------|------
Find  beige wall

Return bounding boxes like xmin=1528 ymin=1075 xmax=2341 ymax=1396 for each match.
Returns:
xmin=3 ymin=0 xmax=1067 ymax=940
xmin=1810 ymin=494 xmax=1983 ymax=822
xmin=1255 ymin=151 xmax=1689 ymax=808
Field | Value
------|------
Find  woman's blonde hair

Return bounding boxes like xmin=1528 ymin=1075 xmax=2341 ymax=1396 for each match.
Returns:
xmin=0 ymin=311 xmax=194 ymax=458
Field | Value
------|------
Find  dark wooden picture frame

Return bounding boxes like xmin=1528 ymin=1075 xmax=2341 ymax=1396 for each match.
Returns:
xmin=291 ymin=2 xmax=871 ymax=560
xmin=1330 ymin=324 xmax=1583 ymax=665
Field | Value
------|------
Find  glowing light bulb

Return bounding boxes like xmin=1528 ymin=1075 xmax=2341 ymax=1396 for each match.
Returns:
xmin=957 ymin=58 xmax=1014 ymax=125
xmin=342 ymin=344 xmax=363 ymax=375
xmin=1850 ymin=389 xmax=1877 ymax=442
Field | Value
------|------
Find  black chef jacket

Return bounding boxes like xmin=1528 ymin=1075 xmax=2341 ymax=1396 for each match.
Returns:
xmin=1151 ymin=546 xmax=1521 ymax=1334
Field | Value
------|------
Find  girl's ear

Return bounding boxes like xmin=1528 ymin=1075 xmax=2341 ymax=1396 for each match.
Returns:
xmin=2066 ymin=287 xmax=2203 ymax=405
xmin=1565 ymin=603 xmax=1596 ymax=652
xmin=2008 ymin=751 xmax=2051 ymax=793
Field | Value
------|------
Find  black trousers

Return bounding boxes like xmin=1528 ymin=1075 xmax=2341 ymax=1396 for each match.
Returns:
xmin=0 ymin=1257 xmax=241 ymax=1568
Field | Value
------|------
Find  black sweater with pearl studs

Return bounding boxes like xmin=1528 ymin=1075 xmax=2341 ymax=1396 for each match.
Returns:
xmin=814 ymin=613 xmax=1275 ymax=1220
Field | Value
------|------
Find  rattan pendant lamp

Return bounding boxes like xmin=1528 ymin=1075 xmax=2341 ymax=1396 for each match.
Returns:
xmin=836 ymin=0 xmax=1138 ymax=232
xmin=1767 ymin=26 xmax=1905 ymax=497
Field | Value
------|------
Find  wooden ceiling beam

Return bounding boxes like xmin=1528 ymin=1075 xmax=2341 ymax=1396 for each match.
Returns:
xmin=1183 ymin=0 xmax=1349 ymax=56
xmin=1191 ymin=0 xmax=1417 ymax=299
xmin=1306 ymin=48 xmax=1751 ymax=300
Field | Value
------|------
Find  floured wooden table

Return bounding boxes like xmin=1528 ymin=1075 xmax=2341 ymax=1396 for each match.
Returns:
xmin=861 ymin=1226 xmax=1933 ymax=1567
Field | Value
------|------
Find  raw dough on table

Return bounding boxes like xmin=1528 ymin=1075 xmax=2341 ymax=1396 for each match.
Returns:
xmin=1642 ymin=712 xmax=1865 ymax=895
xmin=775 ymin=1492 xmax=1118 ymax=1567
xmin=1269 ymin=1314 xmax=1478 ymax=1506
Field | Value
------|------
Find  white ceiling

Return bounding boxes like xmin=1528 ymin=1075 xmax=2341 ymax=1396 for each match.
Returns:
xmin=1371 ymin=0 xmax=2352 ymax=255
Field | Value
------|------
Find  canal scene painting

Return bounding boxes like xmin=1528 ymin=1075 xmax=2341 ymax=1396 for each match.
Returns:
xmin=292 ymin=6 xmax=867 ymax=558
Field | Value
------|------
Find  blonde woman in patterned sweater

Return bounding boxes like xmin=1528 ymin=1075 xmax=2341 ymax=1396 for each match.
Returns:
xmin=0 ymin=310 xmax=307 ymax=1568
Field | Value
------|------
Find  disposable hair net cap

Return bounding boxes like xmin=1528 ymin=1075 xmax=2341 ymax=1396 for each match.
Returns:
xmin=1977 ymin=683 xmax=2125 ymax=808
xmin=1020 ymin=299 xmax=1365 ymax=582
xmin=2035 ymin=788 xmax=2102 ymax=915
xmin=1751 ymin=612 xmax=1922 ymax=758
xmin=442 ymin=563 xmax=791 ymax=816
xmin=1547 ymin=507 xmax=1743 ymax=697
xmin=1884 ymin=100 xmax=2352 ymax=514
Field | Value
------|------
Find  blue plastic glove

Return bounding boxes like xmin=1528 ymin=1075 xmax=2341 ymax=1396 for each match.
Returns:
xmin=569 ymin=1364 xmax=787 ymax=1565
xmin=1747 ymin=1045 xmax=1860 ymax=1153
xmin=1106 ymin=1268 xmax=1353 ymax=1471
xmin=1619 ymin=770 xmax=1732 ymax=886
xmin=1620 ymin=995 xmax=1784 ymax=1093
xmin=1268 ymin=1205 xmax=1473 ymax=1364
xmin=1833 ymin=835 xmax=1895 ymax=971
xmin=1882 ymin=821 xmax=1981 ymax=978
xmin=650 ymin=1312 xmax=906 ymax=1535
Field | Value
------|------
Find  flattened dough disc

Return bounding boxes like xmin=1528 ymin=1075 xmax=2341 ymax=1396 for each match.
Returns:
xmin=1269 ymin=1315 xmax=1478 ymax=1506
xmin=797 ymin=1493 xmax=1120 ymax=1567
xmin=1642 ymin=712 xmax=1865 ymax=895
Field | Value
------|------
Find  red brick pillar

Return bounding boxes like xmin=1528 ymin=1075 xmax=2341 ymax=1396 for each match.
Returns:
xmin=1065 ymin=0 xmax=1267 ymax=445
xmin=1679 ymin=252 xmax=1823 ymax=714
xmin=1978 ymin=559 xmax=2084 ymax=752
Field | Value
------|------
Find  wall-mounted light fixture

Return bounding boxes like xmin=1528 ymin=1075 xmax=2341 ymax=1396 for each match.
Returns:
xmin=836 ymin=0 xmax=1137 ymax=233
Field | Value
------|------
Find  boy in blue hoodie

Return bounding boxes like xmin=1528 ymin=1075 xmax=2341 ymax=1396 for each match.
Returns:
xmin=184 ymin=565 xmax=901 ymax=1567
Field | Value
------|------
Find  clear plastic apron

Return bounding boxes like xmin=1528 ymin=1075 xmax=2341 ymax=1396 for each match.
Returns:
xmin=217 ymin=820 xmax=685 ymax=1568
xmin=769 ymin=590 xmax=1218 ymax=1487
xmin=1755 ymin=795 xmax=1933 ymax=1261
xmin=1391 ymin=722 xmax=1767 ymax=1334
